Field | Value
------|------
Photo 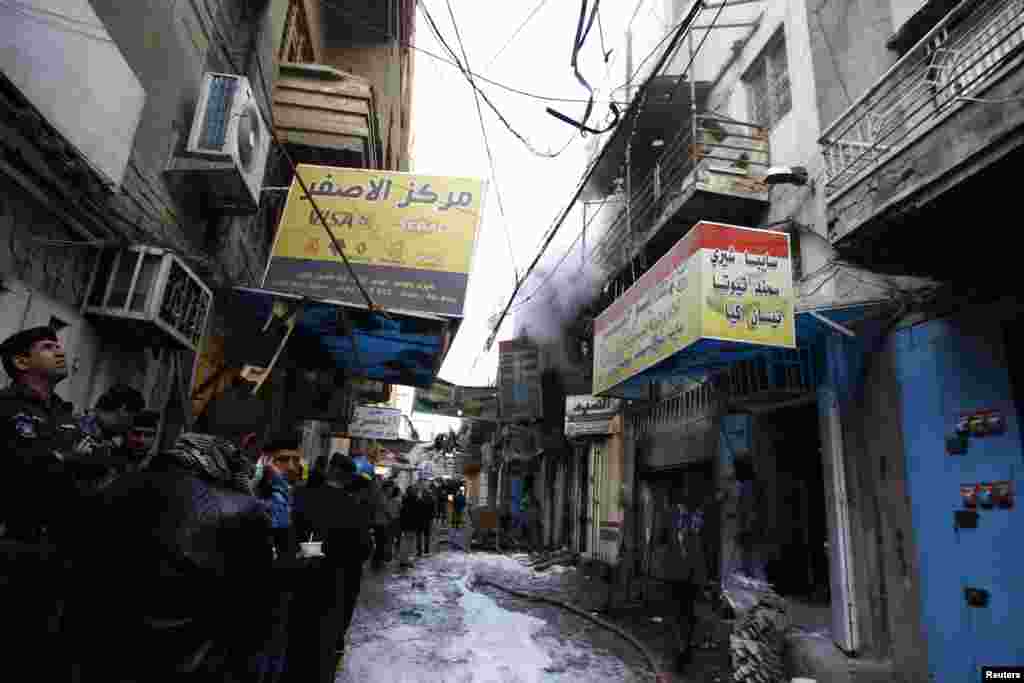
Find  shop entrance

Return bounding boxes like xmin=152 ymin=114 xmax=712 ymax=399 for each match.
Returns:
xmin=761 ymin=403 xmax=831 ymax=604
xmin=640 ymin=459 xmax=720 ymax=584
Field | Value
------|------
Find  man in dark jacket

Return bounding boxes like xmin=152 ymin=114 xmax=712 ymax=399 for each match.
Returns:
xmin=248 ymin=432 xmax=300 ymax=683
xmin=74 ymin=383 xmax=147 ymax=495
xmin=417 ymin=483 xmax=435 ymax=556
xmin=76 ymin=432 xmax=275 ymax=682
xmin=0 ymin=326 xmax=102 ymax=680
xmin=284 ymin=455 xmax=373 ymax=681
xmin=434 ymin=482 xmax=447 ymax=523
xmin=399 ymin=486 xmax=420 ymax=567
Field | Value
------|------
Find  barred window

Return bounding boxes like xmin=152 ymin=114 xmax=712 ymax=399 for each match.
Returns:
xmin=744 ymin=31 xmax=792 ymax=128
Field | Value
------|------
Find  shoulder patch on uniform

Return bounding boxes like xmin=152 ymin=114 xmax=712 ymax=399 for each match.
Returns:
xmin=13 ymin=413 xmax=39 ymax=438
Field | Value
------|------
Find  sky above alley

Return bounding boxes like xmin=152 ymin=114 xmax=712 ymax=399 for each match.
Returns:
xmin=412 ymin=0 xmax=670 ymax=387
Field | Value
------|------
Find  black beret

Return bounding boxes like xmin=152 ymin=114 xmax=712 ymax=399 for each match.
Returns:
xmin=133 ymin=410 xmax=161 ymax=429
xmin=0 ymin=327 xmax=58 ymax=358
xmin=263 ymin=432 xmax=302 ymax=453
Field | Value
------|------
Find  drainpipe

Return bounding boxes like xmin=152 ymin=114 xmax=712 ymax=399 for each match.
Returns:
xmin=689 ymin=31 xmax=699 ymax=151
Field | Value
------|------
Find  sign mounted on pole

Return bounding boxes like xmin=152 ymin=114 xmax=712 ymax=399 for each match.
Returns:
xmin=593 ymin=221 xmax=795 ymax=396
xmin=565 ymin=395 xmax=622 ymax=437
xmin=413 ymin=379 xmax=498 ymax=419
xmin=498 ymin=339 xmax=543 ymax=422
xmin=263 ymin=164 xmax=488 ymax=318
xmin=348 ymin=405 xmax=402 ymax=440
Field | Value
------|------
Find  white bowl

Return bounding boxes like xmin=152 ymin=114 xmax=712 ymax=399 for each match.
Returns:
xmin=300 ymin=541 xmax=324 ymax=558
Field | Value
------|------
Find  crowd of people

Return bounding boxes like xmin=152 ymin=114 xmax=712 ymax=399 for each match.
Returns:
xmin=0 ymin=326 xmax=466 ymax=682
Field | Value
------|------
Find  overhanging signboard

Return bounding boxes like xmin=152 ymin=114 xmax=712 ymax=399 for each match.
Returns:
xmin=263 ymin=165 xmax=487 ymax=318
xmin=498 ymin=339 xmax=543 ymax=421
xmin=348 ymin=405 xmax=402 ymax=440
xmin=351 ymin=377 xmax=391 ymax=404
xmin=413 ymin=380 xmax=457 ymax=414
xmin=565 ymin=395 xmax=621 ymax=437
xmin=593 ymin=221 xmax=795 ymax=396
xmin=413 ymin=381 xmax=498 ymax=419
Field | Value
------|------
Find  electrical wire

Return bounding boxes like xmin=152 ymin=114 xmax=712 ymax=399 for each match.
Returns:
xmin=607 ymin=12 xmax=696 ymax=96
xmin=418 ymin=0 xmax=577 ymax=158
xmin=442 ymin=0 xmax=520 ymax=284
xmin=596 ymin=7 xmax=611 ymax=62
xmin=663 ymin=0 xmax=729 ymax=104
xmin=484 ymin=0 xmax=551 ymax=70
xmin=483 ymin=3 xmax=702 ymax=351
xmin=523 ymin=3 xmax=692 ymax=265
xmin=956 ymin=94 xmax=1024 ymax=103
xmin=569 ymin=0 xmax=602 ymax=131
xmin=319 ymin=0 xmax=601 ymax=105
xmin=510 ymin=193 xmax=613 ymax=311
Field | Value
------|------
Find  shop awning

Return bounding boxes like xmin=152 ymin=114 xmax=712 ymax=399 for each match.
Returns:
xmin=601 ymin=301 xmax=887 ymax=400
xmin=224 ymin=287 xmax=456 ymax=388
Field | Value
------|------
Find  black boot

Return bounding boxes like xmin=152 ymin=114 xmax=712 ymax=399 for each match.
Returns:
xmin=675 ymin=646 xmax=693 ymax=673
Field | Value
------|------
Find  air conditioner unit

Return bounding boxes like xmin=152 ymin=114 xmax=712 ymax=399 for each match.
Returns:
xmin=82 ymin=245 xmax=213 ymax=352
xmin=164 ymin=72 xmax=271 ymax=214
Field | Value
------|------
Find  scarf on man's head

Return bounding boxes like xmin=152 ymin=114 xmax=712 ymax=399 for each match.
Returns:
xmin=163 ymin=432 xmax=256 ymax=495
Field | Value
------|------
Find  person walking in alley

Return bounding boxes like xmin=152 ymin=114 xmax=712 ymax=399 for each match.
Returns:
xmin=388 ymin=484 xmax=403 ymax=560
xmin=283 ymin=455 xmax=373 ymax=681
xmin=370 ymin=477 xmax=394 ymax=570
xmin=417 ymin=482 xmax=436 ymax=555
xmin=399 ymin=485 xmax=420 ymax=567
xmin=335 ymin=457 xmax=374 ymax=667
xmin=434 ymin=482 xmax=447 ymax=524
xmin=656 ymin=494 xmax=709 ymax=674
xmin=453 ymin=487 xmax=467 ymax=530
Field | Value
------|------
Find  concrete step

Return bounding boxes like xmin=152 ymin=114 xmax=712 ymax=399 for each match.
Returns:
xmin=784 ymin=633 xmax=895 ymax=683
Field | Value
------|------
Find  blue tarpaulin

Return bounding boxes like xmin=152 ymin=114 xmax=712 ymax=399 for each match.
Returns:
xmin=225 ymin=287 xmax=455 ymax=388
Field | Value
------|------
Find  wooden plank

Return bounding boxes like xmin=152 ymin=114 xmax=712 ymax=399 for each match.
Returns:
xmin=277 ymin=129 xmax=367 ymax=154
xmin=274 ymin=107 xmax=371 ymax=138
xmin=275 ymin=76 xmax=372 ymax=99
xmin=274 ymin=88 xmax=370 ymax=115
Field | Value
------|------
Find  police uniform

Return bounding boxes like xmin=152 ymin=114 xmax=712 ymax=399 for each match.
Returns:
xmin=0 ymin=369 xmax=80 ymax=542
xmin=0 ymin=327 xmax=81 ymax=680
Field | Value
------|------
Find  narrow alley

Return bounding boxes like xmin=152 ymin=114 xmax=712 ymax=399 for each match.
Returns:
xmin=341 ymin=551 xmax=649 ymax=683
xmin=3 ymin=0 xmax=1024 ymax=681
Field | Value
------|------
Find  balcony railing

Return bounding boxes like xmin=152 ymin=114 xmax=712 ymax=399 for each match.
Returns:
xmin=592 ymin=114 xmax=770 ymax=275
xmin=820 ymin=0 xmax=1024 ymax=198
xmin=631 ymin=348 xmax=818 ymax=435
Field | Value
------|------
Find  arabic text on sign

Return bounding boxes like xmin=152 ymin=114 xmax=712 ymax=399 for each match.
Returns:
xmin=308 ymin=209 xmax=371 ymax=230
xmin=304 ymin=176 xmax=394 ymax=202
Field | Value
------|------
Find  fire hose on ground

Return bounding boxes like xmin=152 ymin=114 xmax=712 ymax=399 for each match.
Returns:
xmin=470 ymin=576 xmax=666 ymax=681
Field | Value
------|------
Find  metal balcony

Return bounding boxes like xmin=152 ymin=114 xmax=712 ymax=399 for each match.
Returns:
xmin=591 ymin=114 xmax=771 ymax=277
xmin=820 ymin=0 xmax=1024 ymax=240
xmin=631 ymin=347 xmax=819 ymax=436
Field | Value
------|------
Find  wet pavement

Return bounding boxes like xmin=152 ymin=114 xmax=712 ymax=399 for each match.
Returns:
xmin=338 ymin=550 xmax=652 ymax=682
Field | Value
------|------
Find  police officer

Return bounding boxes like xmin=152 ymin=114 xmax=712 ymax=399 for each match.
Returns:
xmin=0 ymin=326 xmax=80 ymax=541
xmin=0 ymin=326 xmax=93 ymax=679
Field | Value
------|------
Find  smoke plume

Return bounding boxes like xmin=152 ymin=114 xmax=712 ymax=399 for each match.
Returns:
xmin=512 ymin=233 xmax=606 ymax=379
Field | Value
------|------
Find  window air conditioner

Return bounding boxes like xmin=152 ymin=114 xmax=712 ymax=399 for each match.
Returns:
xmin=82 ymin=246 xmax=213 ymax=352
xmin=164 ymin=72 xmax=271 ymax=214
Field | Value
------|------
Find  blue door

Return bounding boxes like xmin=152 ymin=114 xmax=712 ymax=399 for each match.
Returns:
xmin=894 ymin=319 xmax=1024 ymax=680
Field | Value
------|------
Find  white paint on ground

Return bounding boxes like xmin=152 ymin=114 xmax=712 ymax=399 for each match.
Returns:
xmin=339 ymin=554 xmax=636 ymax=682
